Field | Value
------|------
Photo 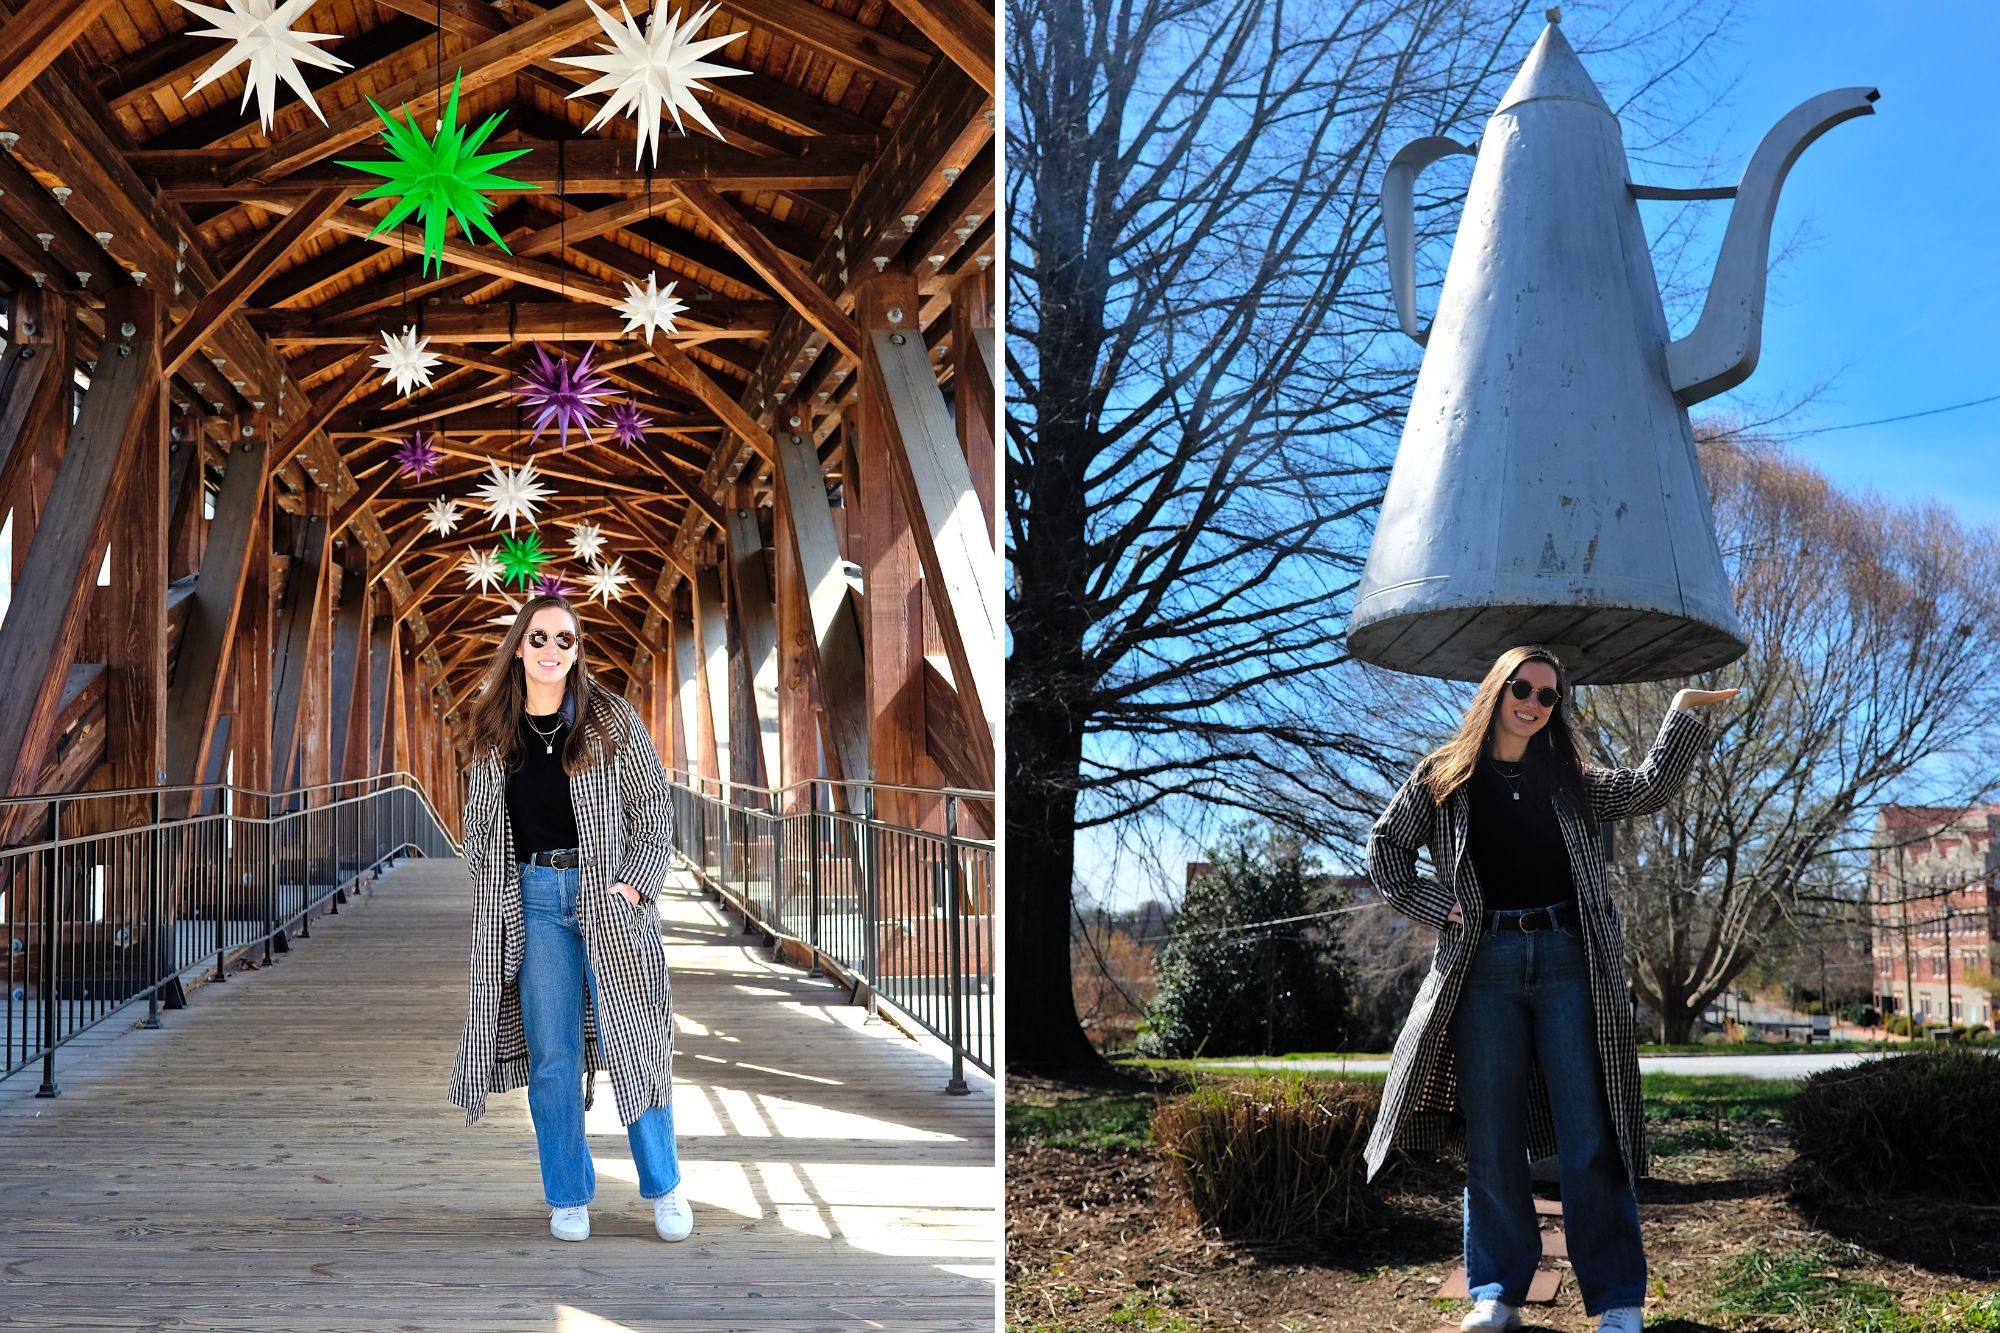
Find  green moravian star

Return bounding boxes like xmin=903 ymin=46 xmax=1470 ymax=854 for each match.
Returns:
xmin=497 ymin=530 xmax=551 ymax=589
xmin=336 ymin=70 xmax=535 ymax=275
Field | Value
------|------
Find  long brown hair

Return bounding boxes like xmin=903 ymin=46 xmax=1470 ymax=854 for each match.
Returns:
xmin=464 ymin=594 xmax=623 ymax=775
xmin=1418 ymin=645 xmax=1590 ymax=807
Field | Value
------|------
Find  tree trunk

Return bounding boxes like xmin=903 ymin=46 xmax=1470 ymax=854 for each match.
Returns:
xmin=1003 ymin=690 xmax=1103 ymax=1071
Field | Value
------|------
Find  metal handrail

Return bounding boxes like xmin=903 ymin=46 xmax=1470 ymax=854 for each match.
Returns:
xmin=1 ymin=774 xmax=456 ymax=1095
xmin=665 ymin=769 xmax=996 ymax=808
xmin=667 ymin=775 xmax=994 ymax=1091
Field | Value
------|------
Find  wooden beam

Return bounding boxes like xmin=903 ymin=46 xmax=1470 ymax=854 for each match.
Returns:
xmin=251 ymin=300 xmax=775 ymax=346
xmin=328 ymin=564 xmax=369 ymax=782
xmin=134 ymin=137 xmax=873 ymax=197
xmin=867 ymin=325 xmax=1000 ymax=750
xmin=269 ymin=510 xmax=329 ymax=797
xmin=716 ymin=0 xmax=932 ymax=90
xmin=95 ymin=290 xmax=170 ymax=824
xmin=771 ymin=500 xmax=817 ymax=796
xmin=0 ymin=0 xmax=118 ymax=114
xmin=0 ymin=297 xmax=160 ymax=799
xmin=164 ymin=426 xmax=274 ymax=802
xmin=674 ymin=182 xmax=861 ymax=363
xmin=272 ymin=355 xmax=370 ymax=472
xmin=770 ymin=430 xmax=869 ymax=787
xmin=723 ymin=505 xmax=782 ymax=792
xmin=671 ymin=608 xmax=713 ymax=782
xmin=162 ymin=188 xmax=346 ymax=376
xmin=330 ymin=467 xmax=400 ymax=541
xmin=0 ymin=287 xmax=70 ymax=525
xmin=881 ymin=0 xmax=995 ymax=95
xmin=224 ymin=1 xmax=661 ymax=184
xmin=693 ymin=567 xmax=733 ymax=792
xmin=951 ymin=270 xmax=997 ymax=545
xmin=651 ymin=340 xmax=773 ymax=466
xmin=856 ymin=275 xmax=927 ymax=822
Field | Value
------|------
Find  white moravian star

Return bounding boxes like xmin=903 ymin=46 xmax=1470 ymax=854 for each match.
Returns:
xmin=566 ymin=521 xmax=609 ymax=564
xmin=463 ymin=548 xmax=505 ymax=594
xmin=472 ymin=457 xmax=554 ymax=534
xmin=371 ymin=325 xmax=441 ymax=397
xmin=559 ymin=1 xmax=749 ymax=163
xmin=583 ymin=558 xmax=632 ymax=606
xmin=616 ymin=271 xmax=687 ymax=345
xmin=175 ymin=0 xmax=352 ymax=133
xmin=422 ymin=496 xmax=463 ymax=536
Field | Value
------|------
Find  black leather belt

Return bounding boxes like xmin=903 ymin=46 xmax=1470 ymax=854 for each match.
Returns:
xmin=1482 ymin=901 xmax=1580 ymax=933
xmin=521 ymin=847 xmax=581 ymax=869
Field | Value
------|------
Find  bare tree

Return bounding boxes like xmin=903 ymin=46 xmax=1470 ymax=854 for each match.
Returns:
xmin=1590 ymin=436 xmax=2000 ymax=1042
xmin=1005 ymin=0 xmax=1732 ymax=1067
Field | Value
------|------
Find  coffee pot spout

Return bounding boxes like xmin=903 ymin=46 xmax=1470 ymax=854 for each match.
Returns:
xmin=1663 ymin=87 xmax=1879 ymax=406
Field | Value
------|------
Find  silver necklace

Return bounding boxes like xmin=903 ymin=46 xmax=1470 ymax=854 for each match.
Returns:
xmin=1489 ymin=756 xmax=1528 ymax=800
xmin=524 ymin=711 xmax=563 ymax=755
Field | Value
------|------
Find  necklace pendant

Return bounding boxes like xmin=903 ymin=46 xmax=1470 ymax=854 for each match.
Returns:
xmin=545 ymin=743 xmax=554 ymax=755
xmin=1512 ymin=791 xmax=1520 ymax=800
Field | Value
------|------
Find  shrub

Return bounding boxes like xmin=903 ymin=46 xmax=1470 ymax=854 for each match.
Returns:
xmin=1787 ymin=1048 xmax=2000 ymax=1201
xmin=1139 ymin=829 xmax=1350 ymax=1058
xmin=1842 ymin=1003 xmax=1881 ymax=1029
xmin=1885 ymin=1012 xmax=1913 ymax=1037
xmin=1151 ymin=1075 xmax=1379 ymax=1241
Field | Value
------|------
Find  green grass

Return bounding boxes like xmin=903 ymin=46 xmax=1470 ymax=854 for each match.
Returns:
xmin=1650 ymin=1122 xmax=1740 ymax=1156
xmin=1642 ymin=1072 xmax=1798 ymax=1122
xmin=1638 ymin=1039 xmax=1893 ymax=1054
xmin=1708 ymin=1244 xmax=2000 ymax=1332
xmin=1006 ymin=1094 xmax=1158 ymax=1150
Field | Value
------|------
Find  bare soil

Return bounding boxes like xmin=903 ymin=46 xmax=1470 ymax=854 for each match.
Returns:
xmin=1005 ymin=1074 xmax=2000 ymax=1333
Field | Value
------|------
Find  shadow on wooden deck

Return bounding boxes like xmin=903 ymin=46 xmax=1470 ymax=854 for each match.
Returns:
xmin=0 ymin=856 xmax=997 ymax=1331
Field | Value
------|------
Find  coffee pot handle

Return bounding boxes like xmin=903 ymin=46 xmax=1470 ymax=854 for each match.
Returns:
xmin=1384 ymin=136 xmax=1478 ymax=347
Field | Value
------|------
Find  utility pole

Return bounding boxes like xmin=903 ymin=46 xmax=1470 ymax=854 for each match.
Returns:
xmin=1944 ymin=899 xmax=1957 ymax=1035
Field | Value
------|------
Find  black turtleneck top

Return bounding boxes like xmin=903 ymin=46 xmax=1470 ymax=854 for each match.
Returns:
xmin=505 ymin=707 xmax=580 ymax=857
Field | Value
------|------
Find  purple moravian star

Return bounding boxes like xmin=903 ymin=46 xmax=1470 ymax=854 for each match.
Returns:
xmin=608 ymin=397 xmax=650 ymax=450
xmin=515 ymin=344 xmax=612 ymax=453
xmin=393 ymin=430 xmax=444 ymax=479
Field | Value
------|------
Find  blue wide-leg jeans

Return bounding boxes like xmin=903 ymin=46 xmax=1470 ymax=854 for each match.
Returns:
xmin=519 ymin=861 xmax=681 ymax=1208
xmin=1448 ymin=916 xmax=1646 ymax=1316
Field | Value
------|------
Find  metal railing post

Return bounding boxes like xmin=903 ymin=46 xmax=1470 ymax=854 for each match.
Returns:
xmin=861 ymin=786 xmax=879 ymax=1018
xmin=806 ymin=781 xmax=822 ymax=976
xmin=943 ymin=795 xmax=969 ymax=1094
xmin=146 ymin=791 xmax=164 ymax=1027
xmin=37 ymin=800 xmax=63 ymax=1097
xmin=327 ymin=796 xmax=341 ymax=913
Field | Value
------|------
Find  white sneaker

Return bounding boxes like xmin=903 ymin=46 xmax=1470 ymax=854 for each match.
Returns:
xmin=652 ymin=1187 xmax=693 ymax=1242
xmin=549 ymin=1204 xmax=589 ymax=1241
xmin=1461 ymin=1299 xmax=1522 ymax=1331
xmin=1597 ymin=1310 xmax=1644 ymax=1332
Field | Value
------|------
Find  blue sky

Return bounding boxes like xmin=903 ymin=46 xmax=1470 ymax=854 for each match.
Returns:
xmin=1070 ymin=1 xmax=2000 ymax=912
xmin=1668 ymin=2 xmax=2000 ymax=528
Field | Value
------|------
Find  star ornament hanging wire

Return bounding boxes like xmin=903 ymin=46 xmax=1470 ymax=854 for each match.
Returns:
xmin=463 ymin=548 xmax=505 ymax=594
xmin=616 ymin=271 xmax=686 ymax=345
xmin=516 ymin=345 xmax=612 ymax=453
xmin=498 ymin=531 xmax=552 ymax=589
xmin=583 ymin=557 xmax=632 ymax=605
xmin=422 ymin=496 xmax=463 ymax=535
xmin=175 ymin=0 xmax=352 ymax=134
xmin=373 ymin=326 xmax=441 ymax=397
xmin=472 ymin=456 xmax=555 ymax=534
xmin=336 ymin=71 xmax=535 ymax=275
xmin=559 ymin=1 xmax=750 ymax=163
xmin=394 ymin=430 xmax=445 ymax=479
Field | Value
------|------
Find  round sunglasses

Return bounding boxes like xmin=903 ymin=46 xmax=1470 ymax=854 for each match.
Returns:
xmin=1506 ymin=677 xmax=1561 ymax=709
xmin=525 ymin=629 xmax=578 ymax=651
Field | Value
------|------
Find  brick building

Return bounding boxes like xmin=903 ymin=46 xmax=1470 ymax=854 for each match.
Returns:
xmin=1871 ymin=805 xmax=2000 ymax=1028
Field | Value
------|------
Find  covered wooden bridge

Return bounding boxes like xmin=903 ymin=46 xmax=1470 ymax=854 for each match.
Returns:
xmin=0 ymin=0 xmax=997 ymax=1324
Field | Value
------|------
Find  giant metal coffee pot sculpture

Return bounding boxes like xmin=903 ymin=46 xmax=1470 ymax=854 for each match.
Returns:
xmin=1346 ymin=9 xmax=1876 ymax=683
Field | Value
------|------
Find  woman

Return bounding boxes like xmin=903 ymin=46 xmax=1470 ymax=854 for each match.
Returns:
xmin=1363 ymin=645 xmax=1736 ymax=1333
xmin=447 ymin=594 xmax=689 ymax=1244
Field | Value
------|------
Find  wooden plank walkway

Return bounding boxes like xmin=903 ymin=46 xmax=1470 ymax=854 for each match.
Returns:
xmin=0 ymin=856 xmax=998 ymax=1331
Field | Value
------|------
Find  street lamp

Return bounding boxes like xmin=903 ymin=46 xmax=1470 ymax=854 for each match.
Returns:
xmin=1943 ymin=904 xmax=1957 ymax=1037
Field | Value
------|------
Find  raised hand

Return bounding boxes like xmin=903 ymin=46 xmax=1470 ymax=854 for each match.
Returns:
xmin=1671 ymin=687 xmax=1740 ymax=711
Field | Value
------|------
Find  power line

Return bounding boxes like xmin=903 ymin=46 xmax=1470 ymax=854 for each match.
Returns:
xmin=1773 ymin=392 xmax=2000 ymax=441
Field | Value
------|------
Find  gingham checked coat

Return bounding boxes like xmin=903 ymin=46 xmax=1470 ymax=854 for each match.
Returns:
xmin=1361 ymin=706 xmax=1713 ymax=1184
xmin=448 ymin=685 xmax=678 ymax=1128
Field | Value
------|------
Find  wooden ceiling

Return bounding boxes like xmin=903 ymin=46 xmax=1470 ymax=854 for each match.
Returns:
xmin=0 ymin=0 xmax=994 ymax=709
